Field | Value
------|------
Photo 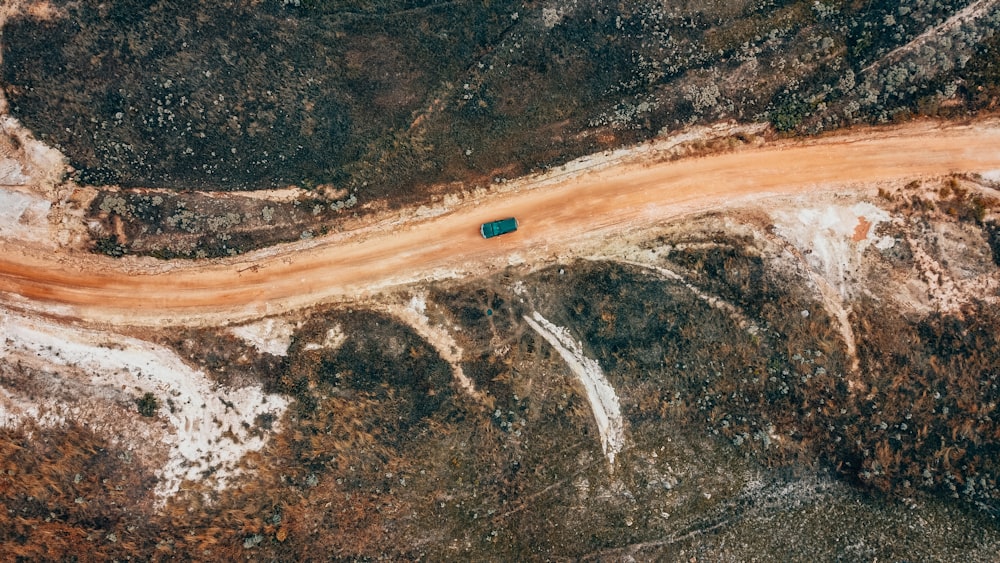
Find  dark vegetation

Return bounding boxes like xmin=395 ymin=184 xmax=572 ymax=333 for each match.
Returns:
xmin=879 ymin=175 xmax=1000 ymax=265
xmin=0 ymin=423 xmax=160 ymax=559
xmin=87 ymin=189 xmax=350 ymax=258
xmin=4 ymin=0 xmax=1000 ymax=199
xmin=524 ymin=252 xmax=855 ymax=471
xmin=851 ymin=300 xmax=1000 ymax=511
xmin=135 ymin=392 xmax=158 ymax=417
xmin=3 ymin=0 xmax=1000 ymax=553
xmin=4 ymin=212 xmax=1000 ymax=557
xmin=2 ymin=0 xmax=533 ymax=193
xmin=957 ymin=18 xmax=1000 ymax=112
xmin=429 ymin=283 xmax=525 ymax=411
xmin=986 ymin=221 xmax=1000 ymax=266
xmin=159 ymin=327 xmax=285 ymax=389
xmin=632 ymin=207 xmax=1000 ymax=518
xmin=3 ymin=0 xmax=998 ymax=257
xmin=285 ymin=309 xmax=457 ymax=434
xmin=2 ymin=0 xmax=514 ymax=191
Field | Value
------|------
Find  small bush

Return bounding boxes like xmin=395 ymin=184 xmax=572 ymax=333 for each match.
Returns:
xmin=136 ymin=392 xmax=159 ymax=417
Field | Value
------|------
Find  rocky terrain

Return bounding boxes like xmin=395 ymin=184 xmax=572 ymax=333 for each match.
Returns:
xmin=2 ymin=0 xmax=1000 ymax=560
xmin=2 ymin=174 xmax=1000 ymax=559
xmin=3 ymin=0 xmax=1000 ymax=258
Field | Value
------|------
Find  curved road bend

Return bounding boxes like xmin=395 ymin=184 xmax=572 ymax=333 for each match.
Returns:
xmin=1 ymin=120 xmax=999 ymax=326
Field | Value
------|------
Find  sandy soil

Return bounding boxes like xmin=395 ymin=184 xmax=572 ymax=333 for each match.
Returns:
xmin=374 ymin=293 xmax=485 ymax=404
xmin=0 ymin=311 xmax=289 ymax=500
xmin=524 ymin=311 xmax=625 ymax=467
xmin=2 ymin=119 xmax=1000 ymax=327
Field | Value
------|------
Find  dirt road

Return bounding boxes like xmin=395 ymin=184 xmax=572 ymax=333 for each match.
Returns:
xmin=2 ymin=119 xmax=999 ymax=326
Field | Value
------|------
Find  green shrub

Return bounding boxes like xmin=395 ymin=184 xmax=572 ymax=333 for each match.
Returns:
xmin=136 ymin=392 xmax=159 ymax=417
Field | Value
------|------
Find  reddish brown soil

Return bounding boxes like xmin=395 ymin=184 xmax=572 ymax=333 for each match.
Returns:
xmin=2 ymin=119 xmax=999 ymax=326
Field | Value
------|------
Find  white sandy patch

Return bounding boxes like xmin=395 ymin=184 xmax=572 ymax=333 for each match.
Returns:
xmin=408 ymin=292 xmax=427 ymax=314
xmin=225 ymin=186 xmax=309 ymax=202
xmin=0 ymin=187 xmax=52 ymax=244
xmin=0 ymin=157 xmax=31 ymax=185
xmin=0 ymin=312 xmax=289 ymax=500
xmin=542 ymin=5 xmax=570 ymax=28
xmin=0 ymin=86 xmax=78 ymax=247
xmin=524 ymin=311 xmax=625 ymax=467
xmin=771 ymin=201 xmax=893 ymax=298
xmin=764 ymin=202 xmax=881 ymax=375
xmin=0 ymin=386 xmax=68 ymax=429
xmin=229 ymin=318 xmax=295 ymax=356
xmin=901 ymin=228 xmax=1000 ymax=314
xmin=303 ymin=324 xmax=347 ymax=352
xmin=0 ymin=116 xmax=67 ymax=197
xmin=981 ymin=169 xmax=1000 ymax=183
xmin=131 ymin=185 xmax=311 ymax=204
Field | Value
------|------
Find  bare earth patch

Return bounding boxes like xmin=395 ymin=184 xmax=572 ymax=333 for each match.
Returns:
xmin=0 ymin=311 xmax=289 ymax=501
xmin=524 ymin=311 xmax=625 ymax=467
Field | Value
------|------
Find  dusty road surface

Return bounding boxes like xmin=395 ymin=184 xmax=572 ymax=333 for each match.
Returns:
xmin=2 ymin=119 xmax=1000 ymax=326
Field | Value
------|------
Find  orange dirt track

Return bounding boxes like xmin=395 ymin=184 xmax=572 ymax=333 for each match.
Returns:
xmin=2 ymin=119 xmax=1000 ymax=327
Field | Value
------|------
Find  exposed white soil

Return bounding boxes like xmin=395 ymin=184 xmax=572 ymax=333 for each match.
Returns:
xmin=0 ymin=88 xmax=70 ymax=245
xmin=375 ymin=293 xmax=485 ymax=403
xmin=0 ymin=114 xmax=68 ymax=198
xmin=771 ymin=200 xmax=894 ymax=299
xmin=0 ymin=157 xmax=31 ymax=185
xmin=211 ymin=186 xmax=311 ymax=202
xmin=768 ymin=198 xmax=898 ymax=373
xmin=100 ymin=184 xmax=316 ymax=204
xmin=0 ymin=187 xmax=52 ymax=245
xmin=0 ymin=312 xmax=289 ymax=501
xmin=229 ymin=317 xmax=296 ymax=356
xmin=902 ymin=226 xmax=1000 ymax=314
xmin=524 ymin=311 xmax=625 ymax=467
xmin=0 ymin=78 xmax=90 ymax=249
xmin=302 ymin=323 xmax=348 ymax=352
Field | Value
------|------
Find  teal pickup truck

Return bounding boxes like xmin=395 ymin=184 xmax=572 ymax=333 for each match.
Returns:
xmin=480 ymin=217 xmax=519 ymax=239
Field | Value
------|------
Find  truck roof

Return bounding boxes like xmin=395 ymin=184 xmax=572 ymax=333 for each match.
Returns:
xmin=480 ymin=217 xmax=518 ymax=239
